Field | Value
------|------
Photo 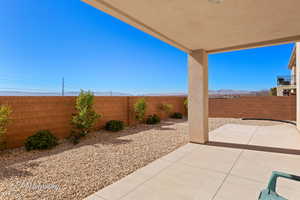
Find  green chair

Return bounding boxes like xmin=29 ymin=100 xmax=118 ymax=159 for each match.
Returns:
xmin=258 ymin=171 xmax=300 ymax=200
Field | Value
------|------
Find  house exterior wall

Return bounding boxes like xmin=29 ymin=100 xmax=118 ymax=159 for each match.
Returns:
xmin=0 ymin=96 xmax=295 ymax=148
xmin=277 ymin=85 xmax=297 ymax=96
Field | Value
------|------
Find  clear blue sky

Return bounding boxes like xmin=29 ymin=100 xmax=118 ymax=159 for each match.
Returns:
xmin=0 ymin=0 xmax=294 ymax=94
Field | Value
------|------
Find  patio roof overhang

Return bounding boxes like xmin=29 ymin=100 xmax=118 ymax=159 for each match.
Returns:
xmin=83 ymin=0 xmax=300 ymax=53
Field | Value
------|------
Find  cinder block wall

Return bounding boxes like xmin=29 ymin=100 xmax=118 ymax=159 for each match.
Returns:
xmin=209 ymin=96 xmax=296 ymax=121
xmin=0 ymin=96 xmax=186 ymax=148
xmin=0 ymin=96 xmax=296 ymax=148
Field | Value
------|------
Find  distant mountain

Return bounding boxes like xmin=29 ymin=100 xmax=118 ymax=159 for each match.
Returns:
xmin=0 ymin=90 xmax=269 ymax=97
xmin=142 ymin=92 xmax=187 ymax=96
xmin=143 ymin=90 xmax=269 ymax=96
xmin=209 ymin=89 xmax=252 ymax=95
xmin=209 ymin=89 xmax=269 ymax=97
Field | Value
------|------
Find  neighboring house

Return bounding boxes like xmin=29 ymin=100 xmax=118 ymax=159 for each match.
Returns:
xmin=277 ymin=45 xmax=297 ymax=96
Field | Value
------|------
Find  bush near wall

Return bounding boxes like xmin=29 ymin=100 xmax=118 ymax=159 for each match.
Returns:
xmin=170 ymin=112 xmax=183 ymax=119
xmin=24 ymin=130 xmax=58 ymax=151
xmin=105 ymin=120 xmax=124 ymax=132
xmin=3 ymin=96 xmax=294 ymax=149
xmin=146 ymin=114 xmax=160 ymax=124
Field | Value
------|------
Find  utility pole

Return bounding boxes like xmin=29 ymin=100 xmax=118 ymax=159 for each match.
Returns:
xmin=62 ymin=77 xmax=65 ymax=96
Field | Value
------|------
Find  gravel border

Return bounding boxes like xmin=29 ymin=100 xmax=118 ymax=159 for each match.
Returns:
xmin=0 ymin=118 xmax=284 ymax=200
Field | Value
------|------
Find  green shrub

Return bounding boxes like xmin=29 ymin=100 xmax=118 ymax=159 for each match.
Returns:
xmin=146 ymin=114 xmax=160 ymax=124
xmin=158 ymin=103 xmax=173 ymax=114
xmin=70 ymin=90 xmax=101 ymax=144
xmin=184 ymin=98 xmax=188 ymax=110
xmin=184 ymin=98 xmax=188 ymax=116
xmin=134 ymin=98 xmax=147 ymax=122
xmin=25 ymin=130 xmax=58 ymax=151
xmin=170 ymin=112 xmax=183 ymax=119
xmin=105 ymin=120 xmax=124 ymax=132
xmin=0 ymin=105 xmax=11 ymax=150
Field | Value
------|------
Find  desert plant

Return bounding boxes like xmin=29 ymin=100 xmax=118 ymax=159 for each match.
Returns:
xmin=105 ymin=120 xmax=124 ymax=132
xmin=70 ymin=90 xmax=101 ymax=144
xmin=184 ymin=98 xmax=188 ymax=110
xmin=158 ymin=103 xmax=173 ymax=115
xmin=134 ymin=98 xmax=147 ymax=122
xmin=24 ymin=130 xmax=58 ymax=151
xmin=0 ymin=105 xmax=11 ymax=150
xmin=146 ymin=114 xmax=160 ymax=124
xmin=170 ymin=112 xmax=183 ymax=119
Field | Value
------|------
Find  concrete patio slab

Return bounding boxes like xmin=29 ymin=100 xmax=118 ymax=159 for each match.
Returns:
xmin=213 ymin=175 xmax=265 ymax=200
xmin=178 ymin=145 xmax=242 ymax=173
xmin=85 ymin=124 xmax=300 ymax=200
xmin=210 ymin=123 xmax=300 ymax=150
xmin=209 ymin=124 xmax=257 ymax=144
xmin=94 ymin=159 xmax=172 ymax=200
xmin=160 ymin=143 xmax=201 ymax=163
xmin=121 ymin=163 xmax=226 ymax=200
xmin=249 ymin=124 xmax=300 ymax=150
xmin=231 ymin=150 xmax=300 ymax=183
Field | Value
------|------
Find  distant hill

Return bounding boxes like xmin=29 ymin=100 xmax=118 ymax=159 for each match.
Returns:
xmin=142 ymin=92 xmax=187 ymax=96
xmin=143 ymin=90 xmax=269 ymax=97
xmin=209 ymin=89 xmax=269 ymax=96
xmin=0 ymin=89 xmax=269 ymax=97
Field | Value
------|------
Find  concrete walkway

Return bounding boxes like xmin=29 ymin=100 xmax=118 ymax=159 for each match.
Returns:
xmin=85 ymin=124 xmax=300 ymax=200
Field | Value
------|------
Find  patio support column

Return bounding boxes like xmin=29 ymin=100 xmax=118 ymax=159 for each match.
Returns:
xmin=296 ymin=42 xmax=300 ymax=130
xmin=188 ymin=50 xmax=209 ymax=143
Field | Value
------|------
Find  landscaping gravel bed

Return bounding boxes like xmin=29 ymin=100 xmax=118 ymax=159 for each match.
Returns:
xmin=0 ymin=118 xmax=284 ymax=200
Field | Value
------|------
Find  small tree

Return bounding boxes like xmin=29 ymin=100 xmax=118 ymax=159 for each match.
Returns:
xmin=134 ymin=98 xmax=147 ymax=122
xmin=158 ymin=103 xmax=173 ymax=115
xmin=0 ymin=105 xmax=11 ymax=149
xmin=270 ymin=87 xmax=277 ymax=96
xmin=71 ymin=90 xmax=101 ymax=144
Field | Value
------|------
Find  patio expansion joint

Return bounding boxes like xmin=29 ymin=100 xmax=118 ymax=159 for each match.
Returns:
xmin=175 ymin=145 xmax=232 ymax=175
xmin=116 ymin=144 xmax=204 ymax=200
xmin=246 ymin=126 xmax=260 ymax=145
xmin=117 ymin=159 xmax=177 ymax=200
xmin=211 ymin=149 xmax=245 ymax=200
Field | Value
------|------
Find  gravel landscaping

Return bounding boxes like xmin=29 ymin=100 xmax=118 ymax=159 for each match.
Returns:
xmin=0 ymin=118 xmax=284 ymax=200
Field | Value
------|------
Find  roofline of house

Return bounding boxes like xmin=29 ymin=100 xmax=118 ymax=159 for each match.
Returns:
xmin=288 ymin=44 xmax=296 ymax=69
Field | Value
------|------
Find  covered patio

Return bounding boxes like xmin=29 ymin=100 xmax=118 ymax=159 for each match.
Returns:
xmin=85 ymin=124 xmax=300 ymax=200
xmin=82 ymin=0 xmax=300 ymax=199
xmin=82 ymin=0 xmax=300 ymax=143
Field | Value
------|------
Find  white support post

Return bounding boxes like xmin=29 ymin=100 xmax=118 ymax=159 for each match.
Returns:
xmin=188 ymin=50 xmax=209 ymax=143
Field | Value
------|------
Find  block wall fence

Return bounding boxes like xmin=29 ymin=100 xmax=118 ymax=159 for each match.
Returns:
xmin=0 ymin=96 xmax=295 ymax=148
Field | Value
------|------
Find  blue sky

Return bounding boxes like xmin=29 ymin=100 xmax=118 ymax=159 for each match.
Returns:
xmin=0 ymin=0 xmax=294 ymax=94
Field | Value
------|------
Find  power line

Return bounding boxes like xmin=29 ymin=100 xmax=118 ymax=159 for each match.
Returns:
xmin=62 ymin=77 xmax=65 ymax=96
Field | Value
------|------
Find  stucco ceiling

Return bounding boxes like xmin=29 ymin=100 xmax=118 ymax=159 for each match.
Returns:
xmin=83 ymin=0 xmax=300 ymax=53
